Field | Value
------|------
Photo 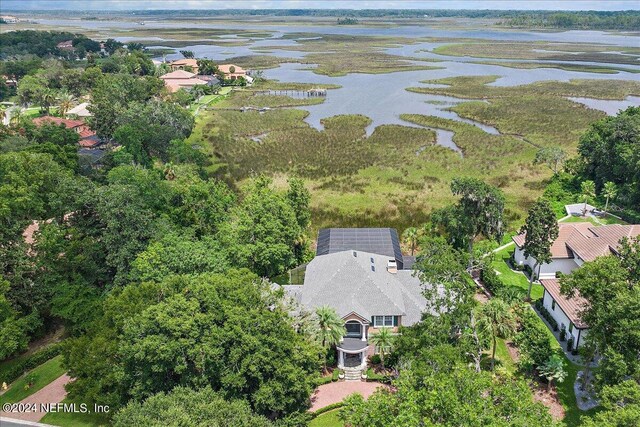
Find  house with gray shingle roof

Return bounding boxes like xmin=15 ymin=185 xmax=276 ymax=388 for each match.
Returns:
xmin=283 ymin=228 xmax=434 ymax=372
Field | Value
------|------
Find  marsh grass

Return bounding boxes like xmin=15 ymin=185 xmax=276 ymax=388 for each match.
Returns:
xmin=434 ymin=41 xmax=640 ymax=65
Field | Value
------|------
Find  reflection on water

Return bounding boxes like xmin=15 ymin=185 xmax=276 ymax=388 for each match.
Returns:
xmin=567 ymin=96 xmax=640 ymax=115
xmin=33 ymin=17 xmax=640 ymax=152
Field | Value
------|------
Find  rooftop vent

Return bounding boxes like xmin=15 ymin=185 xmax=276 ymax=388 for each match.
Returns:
xmin=353 ymin=251 xmax=357 ymax=257
xmin=387 ymin=259 xmax=398 ymax=274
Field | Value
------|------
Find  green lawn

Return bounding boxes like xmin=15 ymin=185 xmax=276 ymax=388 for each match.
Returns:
xmin=40 ymin=398 xmax=110 ymax=427
xmin=494 ymin=338 xmax=516 ymax=374
xmin=560 ymin=214 xmax=627 ymax=226
xmin=310 ymin=409 xmax=344 ymax=427
xmin=490 ymin=245 xmax=543 ymax=300
xmin=0 ymin=355 xmax=65 ymax=404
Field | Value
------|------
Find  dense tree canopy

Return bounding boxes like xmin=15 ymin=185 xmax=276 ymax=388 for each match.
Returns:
xmin=578 ymin=107 xmax=640 ymax=207
xmin=561 ymin=237 xmax=640 ymax=387
xmin=64 ymin=271 xmax=320 ymax=417
xmin=114 ymin=387 xmax=274 ymax=427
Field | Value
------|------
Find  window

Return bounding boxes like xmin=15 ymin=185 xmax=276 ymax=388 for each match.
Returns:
xmin=569 ymin=323 xmax=573 ymax=333
xmin=551 ymin=300 xmax=556 ymax=311
xmin=373 ymin=315 xmax=395 ymax=328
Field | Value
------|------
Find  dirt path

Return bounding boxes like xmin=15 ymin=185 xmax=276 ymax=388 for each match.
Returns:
xmin=0 ymin=374 xmax=71 ymax=422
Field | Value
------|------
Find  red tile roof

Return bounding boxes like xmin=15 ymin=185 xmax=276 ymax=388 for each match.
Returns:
xmin=540 ymin=278 xmax=589 ymax=328
xmin=33 ymin=116 xmax=85 ymax=129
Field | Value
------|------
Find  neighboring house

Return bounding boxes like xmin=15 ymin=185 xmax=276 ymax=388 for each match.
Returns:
xmin=539 ymin=278 xmax=589 ymax=351
xmin=32 ymin=116 xmax=101 ymax=148
xmin=514 ymin=222 xmax=640 ymax=350
xmin=1 ymin=15 xmax=19 ymax=23
xmin=57 ymin=40 xmax=74 ymax=51
xmin=513 ymin=223 xmax=640 ymax=279
xmin=159 ymin=70 xmax=210 ymax=93
xmin=66 ymin=102 xmax=92 ymax=118
xmin=284 ymin=228 xmax=434 ymax=373
xmin=218 ymin=64 xmax=247 ymax=80
xmin=169 ymin=59 xmax=199 ymax=74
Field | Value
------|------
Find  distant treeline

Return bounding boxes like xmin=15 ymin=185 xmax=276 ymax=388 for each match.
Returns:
xmin=10 ymin=9 xmax=640 ymax=30
xmin=498 ymin=11 xmax=640 ymax=30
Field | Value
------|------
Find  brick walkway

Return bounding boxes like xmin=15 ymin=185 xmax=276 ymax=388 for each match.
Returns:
xmin=310 ymin=381 xmax=384 ymax=412
xmin=0 ymin=374 xmax=71 ymax=422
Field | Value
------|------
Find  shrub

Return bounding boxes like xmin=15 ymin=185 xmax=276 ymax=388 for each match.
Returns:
xmin=536 ymin=303 xmax=559 ymax=331
xmin=515 ymin=309 xmax=554 ymax=370
xmin=370 ymin=354 xmax=381 ymax=365
xmin=559 ymin=327 xmax=567 ymax=342
xmin=332 ymin=369 xmax=340 ymax=382
xmin=480 ymin=266 xmax=504 ymax=294
xmin=1 ymin=343 xmax=63 ymax=385
xmin=311 ymin=402 xmax=344 ymax=417
xmin=566 ymin=337 xmax=574 ymax=352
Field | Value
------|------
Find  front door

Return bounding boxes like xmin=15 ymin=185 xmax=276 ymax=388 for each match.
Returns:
xmin=344 ymin=353 xmax=361 ymax=368
xmin=345 ymin=322 xmax=361 ymax=339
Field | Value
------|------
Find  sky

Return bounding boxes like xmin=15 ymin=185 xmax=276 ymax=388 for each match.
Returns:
xmin=3 ymin=1 xmax=639 ymax=11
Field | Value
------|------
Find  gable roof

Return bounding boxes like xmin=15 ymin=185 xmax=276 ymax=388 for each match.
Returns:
xmin=67 ymin=102 xmax=92 ymax=117
xmin=218 ymin=64 xmax=245 ymax=74
xmin=33 ymin=116 xmax=84 ymax=129
xmin=541 ymin=278 xmax=589 ymax=328
xmin=299 ymin=250 xmax=430 ymax=326
xmin=170 ymin=58 xmax=198 ymax=68
xmin=317 ymin=228 xmax=403 ymax=267
xmin=160 ymin=70 xmax=196 ymax=80
xmin=513 ymin=223 xmax=640 ymax=262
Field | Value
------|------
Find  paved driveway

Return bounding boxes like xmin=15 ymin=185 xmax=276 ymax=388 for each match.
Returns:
xmin=310 ymin=381 xmax=384 ymax=412
xmin=0 ymin=374 xmax=70 ymax=423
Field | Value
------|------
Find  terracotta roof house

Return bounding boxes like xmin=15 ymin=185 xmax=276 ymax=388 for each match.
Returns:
xmin=57 ymin=40 xmax=74 ymax=51
xmin=32 ymin=116 xmax=101 ymax=148
xmin=283 ymin=228 xmax=437 ymax=376
xmin=218 ymin=64 xmax=247 ymax=80
xmin=514 ymin=222 xmax=640 ymax=351
xmin=159 ymin=70 xmax=210 ymax=93
xmin=169 ymin=59 xmax=199 ymax=74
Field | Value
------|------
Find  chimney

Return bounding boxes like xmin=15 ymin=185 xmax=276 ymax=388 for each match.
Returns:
xmin=387 ymin=259 xmax=397 ymax=274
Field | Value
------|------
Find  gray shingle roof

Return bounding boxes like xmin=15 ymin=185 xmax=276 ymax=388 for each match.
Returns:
xmin=316 ymin=228 xmax=404 ymax=268
xmin=298 ymin=250 xmax=430 ymax=326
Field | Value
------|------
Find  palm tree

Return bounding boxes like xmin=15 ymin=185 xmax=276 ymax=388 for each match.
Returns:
xmin=580 ymin=180 xmax=596 ymax=216
xmin=39 ymin=89 xmax=56 ymax=114
xmin=163 ymin=162 xmax=176 ymax=181
xmin=402 ymin=227 xmax=419 ymax=256
xmin=476 ymin=298 xmax=517 ymax=371
xmin=315 ymin=306 xmax=345 ymax=373
xmin=540 ymin=354 xmax=567 ymax=392
xmin=57 ymin=93 xmax=74 ymax=117
xmin=602 ymin=181 xmax=617 ymax=215
xmin=369 ymin=327 xmax=395 ymax=370
xmin=9 ymin=107 xmax=22 ymax=126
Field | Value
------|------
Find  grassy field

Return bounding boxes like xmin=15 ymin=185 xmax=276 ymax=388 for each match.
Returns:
xmin=0 ymin=356 xmax=65 ymax=404
xmin=471 ymin=60 xmax=640 ymax=74
xmin=40 ymin=398 xmax=110 ymax=427
xmin=310 ymin=409 xmax=343 ymax=427
xmin=408 ymin=76 xmax=640 ymax=150
xmin=188 ymin=75 xmax=640 ymax=233
xmin=433 ymin=41 xmax=640 ymax=65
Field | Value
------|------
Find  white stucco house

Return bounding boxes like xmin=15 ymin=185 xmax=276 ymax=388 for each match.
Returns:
xmin=283 ymin=228 xmax=432 ymax=376
xmin=514 ymin=222 xmax=640 ymax=350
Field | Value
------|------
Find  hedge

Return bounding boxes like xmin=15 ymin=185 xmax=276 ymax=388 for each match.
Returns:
xmin=310 ymin=402 xmax=344 ymax=418
xmin=535 ymin=301 xmax=559 ymax=331
xmin=1 ymin=343 xmax=63 ymax=385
